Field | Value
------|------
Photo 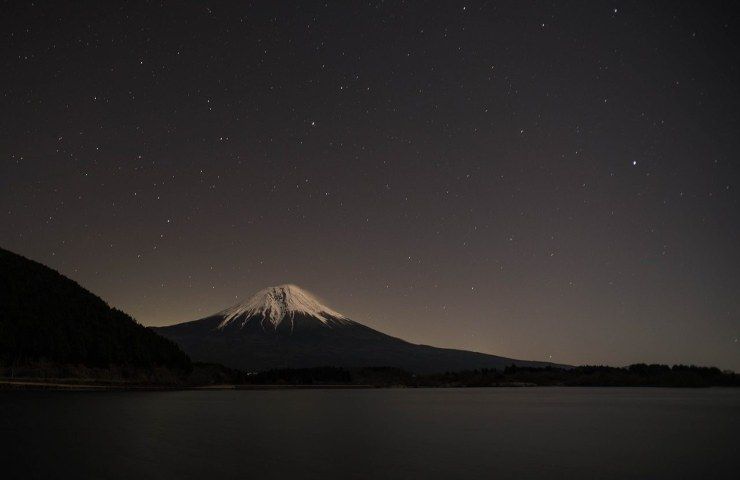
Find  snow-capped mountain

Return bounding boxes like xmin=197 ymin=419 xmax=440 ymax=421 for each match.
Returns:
xmin=216 ymin=284 xmax=352 ymax=331
xmin=155 ymin=284 xmax=563 ymax=373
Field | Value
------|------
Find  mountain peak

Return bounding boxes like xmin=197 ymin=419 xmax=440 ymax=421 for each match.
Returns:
xmin=217 ymin=284 xmax=347 ymax=330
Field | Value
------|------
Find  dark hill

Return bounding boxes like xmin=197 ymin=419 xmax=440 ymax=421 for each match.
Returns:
xmin=0 ymin=247 xmax=191 ymax=375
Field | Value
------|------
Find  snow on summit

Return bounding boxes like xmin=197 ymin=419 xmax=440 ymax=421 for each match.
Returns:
xmin=217 ymin=284 xmax=348 ymax=329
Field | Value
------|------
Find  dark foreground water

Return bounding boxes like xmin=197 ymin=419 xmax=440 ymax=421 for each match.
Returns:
xmin=1 ymin=387 xmax=738 ymax=479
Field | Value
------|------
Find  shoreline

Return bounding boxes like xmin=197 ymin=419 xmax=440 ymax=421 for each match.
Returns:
xmin=5 ymin=380 xmax=734 ymax=391
xmin=0 ymin=380 xmax=380 ymax=391
xmin=0 ymin=379 xmax=542 ymax=391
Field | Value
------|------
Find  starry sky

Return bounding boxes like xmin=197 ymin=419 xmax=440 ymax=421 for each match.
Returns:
xmin=2 ymin=1 xmax=739 ymax=370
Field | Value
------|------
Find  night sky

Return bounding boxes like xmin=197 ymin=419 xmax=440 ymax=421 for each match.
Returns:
xmin=2 ymin=1 xmax=738 ymax=370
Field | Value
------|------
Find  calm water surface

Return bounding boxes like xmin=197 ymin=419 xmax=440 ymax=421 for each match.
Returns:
xmin=1 ymin=387 xmax=738 ymax=479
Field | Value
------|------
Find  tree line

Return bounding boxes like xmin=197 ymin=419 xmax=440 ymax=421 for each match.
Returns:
xmin=234 ymin=364 xmax=738 ymax=388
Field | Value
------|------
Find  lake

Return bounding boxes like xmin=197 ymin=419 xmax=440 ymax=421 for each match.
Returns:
xmin=1 ymin=387 xmax=738 ymax=479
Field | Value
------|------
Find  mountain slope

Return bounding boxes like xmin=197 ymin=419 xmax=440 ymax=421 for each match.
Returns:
xmin=155 ymin=284 xmax=562 ymax=373
xmin=0 ymin=247 xmax=191 ymax=373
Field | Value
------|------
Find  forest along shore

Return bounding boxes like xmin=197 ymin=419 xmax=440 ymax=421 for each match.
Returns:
xmin=1 ymin=364 xmax=738 ymax=391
